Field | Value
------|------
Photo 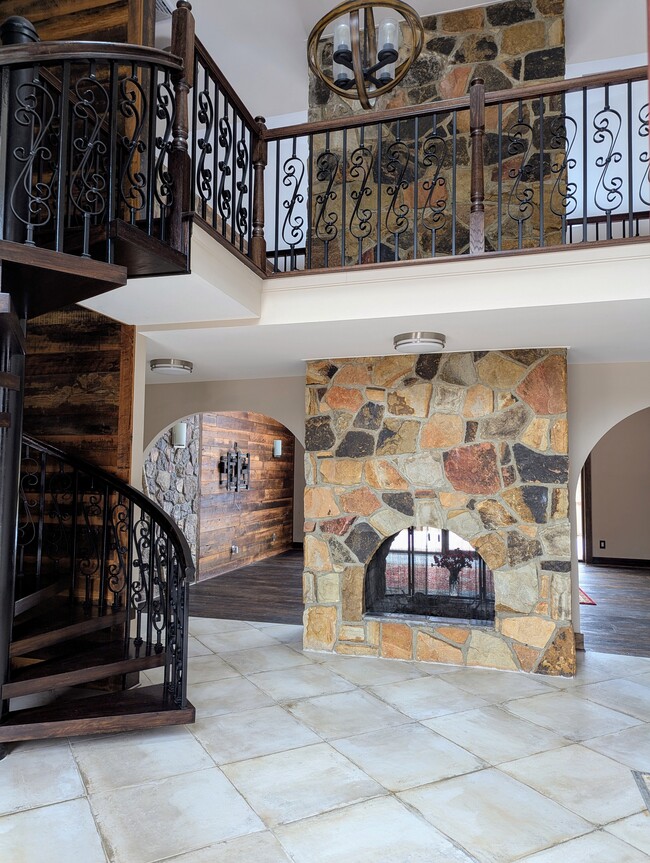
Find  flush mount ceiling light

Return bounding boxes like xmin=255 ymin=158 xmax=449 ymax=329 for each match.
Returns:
xmin=149 ymin=358 xmax=194 ymax=376
xmin=307 ymin=0 xmax=424 ymax=110
xmin=393 ymin=332 xmax=446 ymax=354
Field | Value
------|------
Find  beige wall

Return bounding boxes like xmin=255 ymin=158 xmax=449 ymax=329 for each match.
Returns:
xmin=144 ymin=376 xmax=306 ymax=542
xmin=590 ymin=408 xmax=650 ymax=561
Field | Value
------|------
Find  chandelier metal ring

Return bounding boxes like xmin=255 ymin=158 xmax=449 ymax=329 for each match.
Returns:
xmin=307 ymin=0 xmax=424 ymax=110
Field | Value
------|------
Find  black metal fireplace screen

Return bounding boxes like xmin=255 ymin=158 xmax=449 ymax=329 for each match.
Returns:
xmin=365 ymin=527 xmax=494 ymax=623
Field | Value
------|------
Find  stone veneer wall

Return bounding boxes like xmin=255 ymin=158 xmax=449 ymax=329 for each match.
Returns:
xmin=143 ymin=415 xmax=200 ymax=564
xmin=309 ymin=0 xmax=565 ymax=119
xmin=303 ymin=350 xmax=575 ymax=675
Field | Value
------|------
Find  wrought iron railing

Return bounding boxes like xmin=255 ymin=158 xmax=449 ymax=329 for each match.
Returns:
xmin=0 ymin=40 xmax=188 ymax=263
xmin=15 ymin=435 xmax=194 ymax=707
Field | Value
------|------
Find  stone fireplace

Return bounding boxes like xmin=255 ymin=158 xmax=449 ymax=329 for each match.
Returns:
xmin=303 ymin=350 xmax=576 ymax=675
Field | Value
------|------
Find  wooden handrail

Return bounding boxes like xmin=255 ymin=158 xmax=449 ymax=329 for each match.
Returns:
xmin=263 ymin=65 xmax=648 ymax=142
xmin=0 ymin=40 xmax=183 ymax=70
xmin=194 ymin=36 xmax=260 ymax=132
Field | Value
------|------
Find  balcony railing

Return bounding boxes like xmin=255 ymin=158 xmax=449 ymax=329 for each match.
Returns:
xmin=186 ymin=36 xmax=648 ymax=276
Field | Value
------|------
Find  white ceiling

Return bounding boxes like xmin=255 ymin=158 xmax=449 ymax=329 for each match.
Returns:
xmin=161 ymin=0 xmax=648 ymax=119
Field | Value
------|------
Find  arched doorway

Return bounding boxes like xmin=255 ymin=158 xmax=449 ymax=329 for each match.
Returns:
xmin=576 ymin=407 xmax=650 ymax=655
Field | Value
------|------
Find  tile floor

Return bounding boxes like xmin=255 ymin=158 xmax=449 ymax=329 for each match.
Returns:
xmin=1 ymin=616 xmax=650 ymax=863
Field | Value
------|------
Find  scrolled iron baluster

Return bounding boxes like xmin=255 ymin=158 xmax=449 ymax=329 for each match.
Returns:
xmin=592 ymin=90 xmax=623 ymax=215
xmin=154 ymin=71 xmax=176 ymax=223
xmin=79 ymin=487 xmax=103 ymax=609
xmin=119 ymin=69 xmax=148 ymax=224
xmin=10 ymin=76 xmax=57 ymax=244
xmin=69 ymin=71 xmax=110 ymax=253
xmin=46 ymin=465 xmax=73 ymax=569
xmin=281 ymin=154 xmax=306 ymax=249
xmin=313 ymin=149 xmax=339 ymax=245
xmin=420 ymin=129 xmax=448 ymax=236
xmin=151 ymin=530 xmax=169 ymax=654
xmin=196 ymin=87 xmax=214 ymax=203
xmin=349 ymin=143 xmax=374 ymax=244
xmin=166 ymin=546 xmax=185 ymax=705
xmin=506 ymin=105 xmax=536 ymax=243
xmin=107 ymin=495 xmax=130 ymax=606
xmin=384 ymin=139 xmax=411 ymax=240
xmin=217 ymin=115 xmax=233 ymax=223
xmin=639 ymin=103 xmax=649 ymax=207
xmin=131 ymin=513 xmax=152 ymax=647
xmin=549 ymin=113 xmax=578 ymax=220
xmin=235 ymin=133 xmax=249 ymax=238
xmin=17 ymin=454 xmax=41 ymax=556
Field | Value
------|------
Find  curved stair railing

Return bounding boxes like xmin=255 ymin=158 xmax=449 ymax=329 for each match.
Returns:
xmin=0 ymin=434 xmax=194 ymax=746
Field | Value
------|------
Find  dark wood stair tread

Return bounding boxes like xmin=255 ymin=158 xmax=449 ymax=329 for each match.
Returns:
xmin=11 ymin=603 xmax=128 ymax=657
xmin=0 ymin=685 xmax=195 ymax=743
xmin=13 ymin=574 xmax=70 ymax=616
xmin=3 ymin=639 xmax=166 ymax=699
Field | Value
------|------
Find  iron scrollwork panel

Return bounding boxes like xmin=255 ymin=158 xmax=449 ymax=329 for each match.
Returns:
xmin=384 ymin=137 xmax=411 ymax=243
xmin=348 ymin=142 xmax=374 ymax=254
xmin=154 ymin=69 xmax=176 ymax=230
xmin=313 ymin=148 xmax=339 ymax=247
xmin=119 ymin=67 xmax=148 ymax=224
xmin=639 ymin=102 xmax=649 ymax=207
xmin=506 ymin=103 xmax=536 ymax=245
xmin=420 ymin=126 xmax=448 ymax=249
xmin=592 ymin=90 xmax=623 ymax=216
xmin=235 ymin=128 xmax=250 ymax=240
xmin=281 ymin=150 xmax=306 ymax=250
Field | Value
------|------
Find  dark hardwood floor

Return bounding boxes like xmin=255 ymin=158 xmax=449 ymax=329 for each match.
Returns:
xmin=579 ymin=563 xmax=650 ymax=656
xmin=189 ymin=549 xmax=304 ymax=625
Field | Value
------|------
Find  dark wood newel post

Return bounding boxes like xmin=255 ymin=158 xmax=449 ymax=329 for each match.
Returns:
xmin=250 ymin=118 xmax=268 ymax=272
xmin=170 ymin=0 xmax=195 ymax=259
xmin=469 ymin=77 xmax=486 ymax=255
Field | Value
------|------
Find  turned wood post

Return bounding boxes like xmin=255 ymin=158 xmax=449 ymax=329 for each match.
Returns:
xmin=169 ymin=0 xmax=195 ymax=258
xmin=250 ymin=117 xmax=268 ymax=272
xmin=469 ymin=77 xmax=486 ymax=255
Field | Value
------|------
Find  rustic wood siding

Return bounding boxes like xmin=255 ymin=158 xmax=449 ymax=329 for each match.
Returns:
xmin=23 ymin=305 xmax=135 ymax=482
xmin=199 ymin=412 xmax=295 ymax=579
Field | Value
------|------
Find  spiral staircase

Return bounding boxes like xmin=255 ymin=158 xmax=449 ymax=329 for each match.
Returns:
xmin=0 ymin=4 xmax=197 ymax=755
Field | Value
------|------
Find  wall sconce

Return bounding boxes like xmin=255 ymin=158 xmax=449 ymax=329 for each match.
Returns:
xmin=219 ymin=442 xmax=250 ymax=491
xmin=171 ymin=421 xmax=187 ymax=449
xmin=273 ymin=439 xmax=282 ymax=458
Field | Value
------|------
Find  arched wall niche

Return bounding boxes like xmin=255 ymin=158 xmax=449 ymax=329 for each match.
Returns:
xmin=303 ymin=350 xmax=576 ymax=675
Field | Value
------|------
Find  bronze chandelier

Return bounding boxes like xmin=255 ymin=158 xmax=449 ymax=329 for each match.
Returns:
xmin=307 ymin=0 xmax=424 ymax=110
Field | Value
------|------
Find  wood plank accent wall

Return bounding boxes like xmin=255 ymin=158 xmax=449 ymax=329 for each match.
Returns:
xmin=199 ymin=412 xmax=295 ymax=579
xmin=23 ymin=306 xmax=135 ymax=482
xmin=1 ymin=0 xmax=155 ymax=45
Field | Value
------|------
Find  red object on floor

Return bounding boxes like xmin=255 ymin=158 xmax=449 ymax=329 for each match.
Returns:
xmin=579 ymin=588 xmax=597 ymax=605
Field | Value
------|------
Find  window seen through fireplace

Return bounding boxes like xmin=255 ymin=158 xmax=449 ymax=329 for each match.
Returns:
xmin=365 ymin=527 xmax=495 ymax=623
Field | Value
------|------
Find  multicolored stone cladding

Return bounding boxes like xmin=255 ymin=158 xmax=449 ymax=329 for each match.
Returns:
xmin=303 ymin=349 xmax=575 ymax=675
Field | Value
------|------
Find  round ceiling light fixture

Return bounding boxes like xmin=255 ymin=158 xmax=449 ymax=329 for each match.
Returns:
xmin=307 ymin=0 xmax=424 ymax=110
xmin=149 ymin=358 xmax=194 ymax=376
xmin=393 ymin=332 xmax=446 ymax=354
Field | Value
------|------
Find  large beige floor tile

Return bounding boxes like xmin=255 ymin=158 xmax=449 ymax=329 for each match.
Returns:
xmin=0 ymin=798 xmax=107 ymax=863
xmin=156 ymin=831 xmax=292 ymax=862
xmin=190 ymin=704 xmax=320 ymax=764
xmin=254 ymin=623 xmax=304 ymax=643
xmin=543 ymin=652 xmax=650 ymax=689
xmin=606 ymin=812 xmax=650 ymax=856
xmin=286 ymin=689 xmax=409 ymax=740
xmin=516 ymin=829 xmax=650 ymax=862
xmin=274 ymin=796 xmax=474 ymax=863
xmin=574 ymin=678 xmax=650 ymax=722
xmin=221 ymin=644 xmax=312 ymax=675
xmin=500 ymin=744 xmax=645 ymax=825
xmin=186 ymin=654 xmax=243 ymax=684
xmin=503 ymin=690 xmax=643 ymax=741
xmin=90 ymin=768 xmax=263 ymax=863
xmin=332 ymin=722 xmax=484 ymax=791
xmin=187 ymin=636 xmax=214 ymax=657
xmin=399 ymin=768 xmax=591 ymax=863
xmin=71 ymin=726 xmax=214 ymax=793
xmin=221 ymin=742 xmax=384 ymax=826
xmin=0 ymin=739 xmax=84 ymax=815
xmin=584 ymin=723 xmax=650 ymax=771
xmin=320 ymin=655 xmax=428 ymax=686
xmin=424 ymin=705 xmax=570 ymax=764
xmin=249 ymin=664 xmax=355 ymax=702
xmin=192 ymin=628 xmax=279 ymax=654
xmin=369 ymin=675 xmax=490 ymax=719
xmin=187 ymin=675 xmax=274 ymax=718
xmin=442 ymin=667 xmax=555 ymax=702
xmin=189 ymin=617 xmax=254 ymax=635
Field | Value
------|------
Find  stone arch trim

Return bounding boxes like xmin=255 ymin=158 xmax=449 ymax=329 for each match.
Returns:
xmin=303 ymin=351 xmax=576 ymax=676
